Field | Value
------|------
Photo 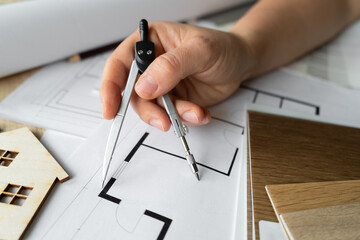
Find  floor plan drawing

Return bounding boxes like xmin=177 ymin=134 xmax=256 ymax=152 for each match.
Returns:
xmin=25 ymin=112 xmax=245 ymax=240
xmin=0 ymin=52 xmax=112 ymax=137
xmin=18 ymin=68 xmax=360 ymax=240
xmin=0 ymin=51 xmax=324 ymax=139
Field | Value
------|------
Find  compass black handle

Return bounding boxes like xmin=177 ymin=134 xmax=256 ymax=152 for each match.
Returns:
xmin=135 ymin=19 xmax=155 ymax=74
xmin=139 ymin=19 xmax=148 ymax=42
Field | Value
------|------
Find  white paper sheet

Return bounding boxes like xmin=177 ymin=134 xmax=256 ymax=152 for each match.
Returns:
xmin=24 ymin=109 xmax=245 ymax=239
xmin=259 ymin=221 xmax=286 ymax=240
xmin=40 ymin=130 xmax=85 ymax=164
xmin=285 ymin=18 xmax=360 ymax=89
xmin=0 ymin=0 xmax=251 ymax=78
xmin=19 ymin=68 xmax=360 ymax=239
xmin=0 ymin=51 xmax=112 ymax=137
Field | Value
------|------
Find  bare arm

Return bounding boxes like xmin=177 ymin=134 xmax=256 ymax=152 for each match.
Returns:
xmin=230 ymin=0 xmax=360 ymax=77
xmin=101 ymin=0 xmax=360 ymax=130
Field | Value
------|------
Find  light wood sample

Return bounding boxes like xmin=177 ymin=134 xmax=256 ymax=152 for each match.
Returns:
xmin=247 ymin=111 xmax=360 ymax=240
xmin=266 ymin=180 xmax=360 ymax=239
xmin=266 ymin=180 xmax=360 ymax=217
xmin=280 ymin=202 xmax=360 ymax=240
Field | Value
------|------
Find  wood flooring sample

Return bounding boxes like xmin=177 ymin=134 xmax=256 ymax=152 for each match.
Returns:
xmin=266 ymin=180 xmax=360 ymax=217
xmin=247 ymin=111 xmax=360 ymax=239
xmin=280 ymin=202 xmax=360 ymax=240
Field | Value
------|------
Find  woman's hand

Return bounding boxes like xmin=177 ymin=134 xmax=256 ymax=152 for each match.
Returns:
xmin=100 ymin=21 xmax=255 ymax=131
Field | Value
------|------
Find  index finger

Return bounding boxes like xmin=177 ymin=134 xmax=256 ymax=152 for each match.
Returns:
xmin=100 ymin=31 xmax=139 ymax=119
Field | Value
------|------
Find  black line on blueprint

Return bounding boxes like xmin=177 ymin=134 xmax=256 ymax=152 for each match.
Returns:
xmin=252 ymin=91 xmax=259 ymax=103
xmin=144 ymin=210 xmax=172 ymax=240
xmin=279 ymin=98 xmax=284 ymax=108
xmin=227 ymin=148 xmax=238 ymax=176
xmin=142 ymin=144 xmax=186 ymax=160
xmin=98 ymin=132 xmax=173 ymax=238
xmin=99 ymin=179 xmax=173 ymax=238
xmin=125 ymin=132 xmax=149 ymax=162
xmin=196 ymin=162 xmax=229 ymax=176
xmin=141 ymin=144 xmax=235 ymax=176
xmin=211 ymin=117 xmax=245 ymax=134
xmin=98 ymin=176 xmax=173 ymax=239
xmin=241 ymin=85 xmax=321 ymax=110
xmin=98 ymin=177 xmax=121 ymax=204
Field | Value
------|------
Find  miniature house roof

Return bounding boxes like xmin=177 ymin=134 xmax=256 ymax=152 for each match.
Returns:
xmin=0 ymin=127 xmax=69 ymax=239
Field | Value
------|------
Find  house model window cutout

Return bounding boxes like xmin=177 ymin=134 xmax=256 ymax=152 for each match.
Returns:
xmin=0 ymin=127 xmax=69 ymax=239
xmin=0 ymin=184 xmax=32 ymax=206
xmin=0 ymin=149 xmax=18 ymax=167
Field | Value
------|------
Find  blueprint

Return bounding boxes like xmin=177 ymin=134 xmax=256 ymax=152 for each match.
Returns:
xmin=18 ymin=67 xmax=360 ymax=239
xmin=0 ymin=52 xmax=111 ymax=137
xmin=0 ymin=49 xmax=321 ymax=139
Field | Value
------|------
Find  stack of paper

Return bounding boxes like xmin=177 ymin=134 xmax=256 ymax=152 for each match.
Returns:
xmin=285 ymin=19 xmax=360 ymax=89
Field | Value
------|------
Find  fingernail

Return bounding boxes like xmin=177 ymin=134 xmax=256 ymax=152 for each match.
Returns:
xmin=201 ymin=114 xmax=210 ymax=124
xmin=150 ymin=119 xmax=164 ymax=131
xmin=135 ymin=74 xmax=158 ymax=96
xmin=182 ymin=110 xmax=200 ymax=124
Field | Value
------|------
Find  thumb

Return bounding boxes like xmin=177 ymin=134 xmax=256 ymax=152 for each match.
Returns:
xmin=134 ymin=37 xmax=212 ymax=99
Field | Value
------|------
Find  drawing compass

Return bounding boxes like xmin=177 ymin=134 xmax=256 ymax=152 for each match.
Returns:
xmin=102 ymin=19 xmax=200 ymax=188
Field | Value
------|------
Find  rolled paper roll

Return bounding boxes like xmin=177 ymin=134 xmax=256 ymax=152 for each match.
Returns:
xmin=0 ymin=0 xmax=246 ymax=78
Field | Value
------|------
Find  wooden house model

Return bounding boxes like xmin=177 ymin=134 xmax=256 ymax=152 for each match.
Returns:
xmin=0 ymin=128 xmax=69 ymax=239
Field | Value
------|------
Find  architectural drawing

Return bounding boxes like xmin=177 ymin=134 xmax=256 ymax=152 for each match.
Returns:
xmin=22 ymin=112 xmax=244 ymax=240
xmin=25 ymin=82 xmax=321 ymax=239
xmin=0 ymin=51 xmax=321 ymax=138
xmin=241 ymin=85 xmax=320 ymax=115
xmin=0 ymin=52 xmax=111 ymax=137
xmin=98 ymin=122 xmax=241 ymax=239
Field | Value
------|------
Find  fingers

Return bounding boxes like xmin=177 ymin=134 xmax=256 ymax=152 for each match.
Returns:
xmin=131 ymin=94 xmax=211 ymax=131
xmin=173 ymin=98 xmax=211 ymax=126
xmin=134 ymin=36 xmax=214 ymax=100
xmin=100 ymin=32 xmax=139 ymax=119
xmin=130 ymin=95 xmax=171 ymax=131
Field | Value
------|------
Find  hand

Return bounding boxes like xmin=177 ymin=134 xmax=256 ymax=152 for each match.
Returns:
xmin=100 ymin=21 xmax=255 ymax=131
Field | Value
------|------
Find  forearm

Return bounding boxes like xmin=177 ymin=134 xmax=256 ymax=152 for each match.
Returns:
xmin=230 ymin=0 xmax=360 ymax=78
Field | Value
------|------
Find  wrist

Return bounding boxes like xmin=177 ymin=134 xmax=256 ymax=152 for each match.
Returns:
xmin=228 ymin=29 xmax=259 ymax=81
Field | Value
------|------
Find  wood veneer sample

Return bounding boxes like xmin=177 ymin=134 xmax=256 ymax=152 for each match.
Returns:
xmin=280 ymin=202 xmax=360 ymax=240
xmin=266 ymin=180 xmax=360 ymax=239
xmin=266 ymin=180 xmax=360 ymax=217
xmin=247 ymin=111 xmax=360 ymax=240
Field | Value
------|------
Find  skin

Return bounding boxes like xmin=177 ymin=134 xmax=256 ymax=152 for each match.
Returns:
xmin=100 ymin=0 xmax=360 ymax=131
